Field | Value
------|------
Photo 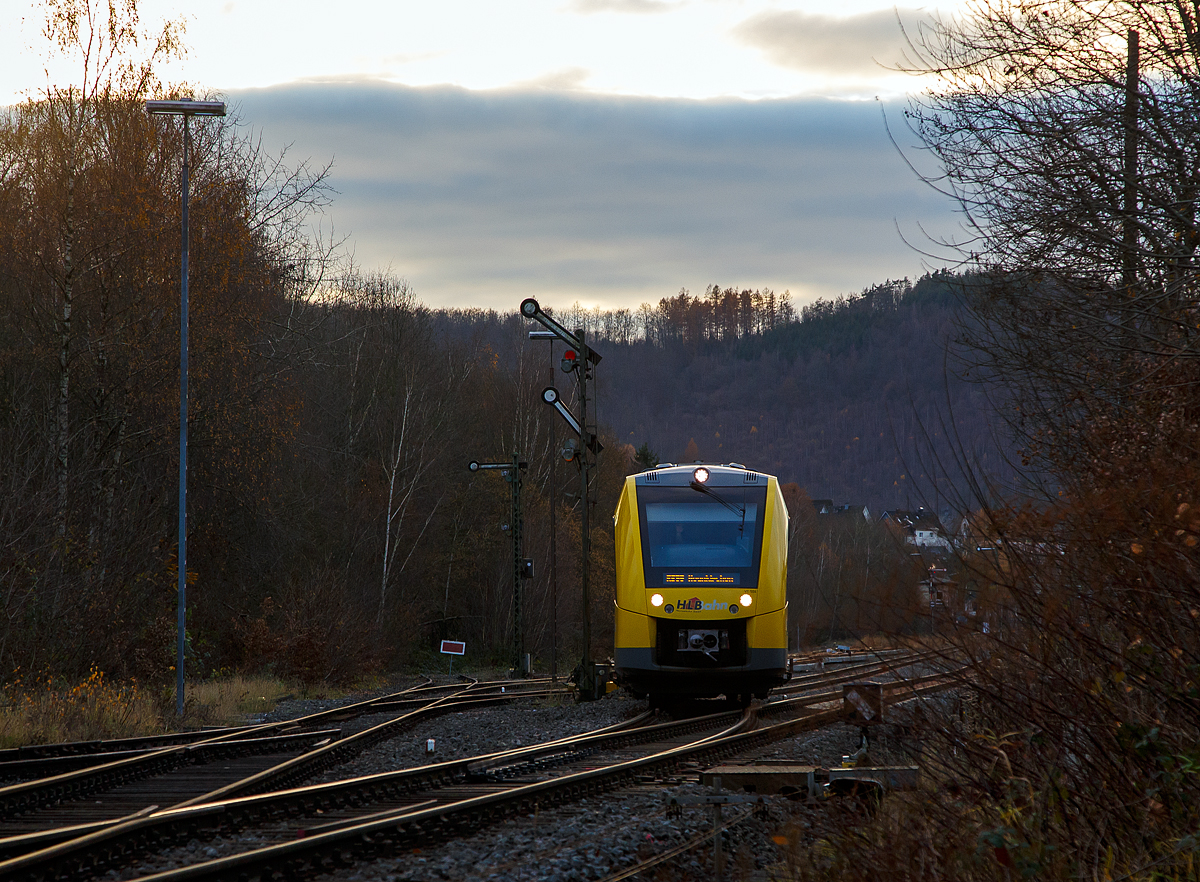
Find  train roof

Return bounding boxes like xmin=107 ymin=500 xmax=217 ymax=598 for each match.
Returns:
xmin=631 ymin=463 xmax=773 ymax=487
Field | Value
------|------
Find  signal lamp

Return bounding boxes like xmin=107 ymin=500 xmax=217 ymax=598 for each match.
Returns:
xmin=740 ymin=593 xmax=753 ymax=607
xmin=561 ymin=350 xmax=578 ymax=373
xmin=650 ymin=593 xmax=664 ymax=607
xmin=693 ymin=467 xmax=710 ymax=484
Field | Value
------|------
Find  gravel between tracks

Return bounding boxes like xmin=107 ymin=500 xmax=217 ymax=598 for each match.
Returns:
xmin=302 ymin=694 xmax=922 ymax=882
xmin=315 ymin=694 xmax=646 ymax=782
xmin=118 ymin=681 xmax=935 ymax=881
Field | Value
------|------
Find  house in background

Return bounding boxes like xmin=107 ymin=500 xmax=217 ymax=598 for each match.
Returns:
xmin=880 ymin=507 xmax=953 ymax=551
xmin=812 ymin=499 xmax=871 ymax=520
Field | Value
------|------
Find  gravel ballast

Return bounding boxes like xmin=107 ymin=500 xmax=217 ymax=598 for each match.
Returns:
xmin=286 ymin=682 xmax=924 ymax=881
xmin=116 ymin=672 xmax=940 ymax=881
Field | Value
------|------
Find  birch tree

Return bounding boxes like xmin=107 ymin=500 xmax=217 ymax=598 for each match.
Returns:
xmin=32 ymin=0 xmax=183 ymax=538
xmin=0 ymin=0 xmax=334 ymax=677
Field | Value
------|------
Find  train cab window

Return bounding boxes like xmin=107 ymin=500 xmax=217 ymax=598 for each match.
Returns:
xmin=645 ymin=503 xmax=757 ymax=568
xmin=637 ymin=485 xmax=768 ymax=588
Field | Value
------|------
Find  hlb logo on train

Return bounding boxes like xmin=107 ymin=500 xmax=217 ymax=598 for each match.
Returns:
xmin=664 ymin=596 xmax=727 ymax=614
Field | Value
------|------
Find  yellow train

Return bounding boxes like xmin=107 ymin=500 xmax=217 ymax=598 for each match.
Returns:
xmin=612 ymin=463 xmax=789 ymax=703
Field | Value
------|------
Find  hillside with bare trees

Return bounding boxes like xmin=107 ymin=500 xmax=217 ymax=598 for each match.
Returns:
xmin=433 ymin=273 xmax=1012 ymax=517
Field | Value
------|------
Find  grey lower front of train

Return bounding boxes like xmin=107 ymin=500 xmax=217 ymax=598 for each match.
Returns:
xmin=614 ymin=644 xmax=787 ymax=700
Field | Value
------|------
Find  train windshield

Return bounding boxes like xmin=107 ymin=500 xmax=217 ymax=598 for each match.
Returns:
xmin=637 ymin=485 xmax=768 ymax=588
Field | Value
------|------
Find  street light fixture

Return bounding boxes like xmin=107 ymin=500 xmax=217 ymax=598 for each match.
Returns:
xmin=146 ymin=97 xmax=226 ymax=718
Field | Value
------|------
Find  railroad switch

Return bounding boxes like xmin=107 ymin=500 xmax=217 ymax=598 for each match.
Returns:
xmin=701 ymin=764 xmax=819 ymax=798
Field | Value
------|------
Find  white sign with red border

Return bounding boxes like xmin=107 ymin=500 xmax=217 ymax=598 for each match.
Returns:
xmin=440 ymin=640 xmax=466 ymax=656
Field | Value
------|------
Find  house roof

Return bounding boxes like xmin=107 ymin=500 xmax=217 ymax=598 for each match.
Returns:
xmin=880 ymin=507 xmax=946 ymax=533
xmin=812 ymin=499 xmax=869 ymax=519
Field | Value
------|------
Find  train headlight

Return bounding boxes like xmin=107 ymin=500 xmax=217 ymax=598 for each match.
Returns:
xmin=692 ymin=466 xmax=710 ymax=483
xmin=650 ymin=593 xmax=664 ymax=607
xmin=740 ymin=593 xmax=753 ymax=607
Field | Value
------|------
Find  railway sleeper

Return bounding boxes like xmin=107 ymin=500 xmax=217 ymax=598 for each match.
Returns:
xmin=33 ymin=696 xmax=945 ymax=881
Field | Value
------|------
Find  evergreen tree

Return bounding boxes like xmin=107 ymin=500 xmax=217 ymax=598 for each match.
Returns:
xmin=632 ymin=442 xmax=659 ymax=471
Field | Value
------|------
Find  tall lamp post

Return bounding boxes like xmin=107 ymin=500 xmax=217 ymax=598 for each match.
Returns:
xmin=145 ymin=97 xmax=227 ymax=718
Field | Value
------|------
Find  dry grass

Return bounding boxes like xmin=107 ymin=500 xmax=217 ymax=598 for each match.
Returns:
xmin=0 ymin=667 xmax=162 ymax=747
xmin=179 ymin=675 xmax=301 ymax=728
xmin=0 ymin=670 xmax=331 ymax=747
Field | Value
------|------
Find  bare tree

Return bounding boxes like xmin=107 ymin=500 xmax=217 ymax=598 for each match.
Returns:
xmin=30 ymin=0 xmax=183 ymax=539
xmin=0 ymin=0 xmax=339 ymax=679
xmin=902 ymin=0 xmax=1200 ymax=475
xmin=792 ymin=3 xmax=1200 ymax=878
xmin=318 ymin=273 xmax=475 ymax=625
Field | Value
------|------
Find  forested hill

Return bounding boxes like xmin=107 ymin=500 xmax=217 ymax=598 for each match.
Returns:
xmin=432 ymin=273 xmax=1012 ymax=515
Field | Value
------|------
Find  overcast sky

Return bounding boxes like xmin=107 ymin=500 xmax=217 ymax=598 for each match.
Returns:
xmin=3 ymin=0 xmax=964 ymax=311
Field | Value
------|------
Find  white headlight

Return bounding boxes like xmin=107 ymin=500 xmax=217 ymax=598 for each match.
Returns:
xmin=650 ymin=593 xmax=664 ymax=607
xmin=693 ymin=467 xmax=710 ymax=483
xmin=740 ymin=593 xmax=753 ymax=607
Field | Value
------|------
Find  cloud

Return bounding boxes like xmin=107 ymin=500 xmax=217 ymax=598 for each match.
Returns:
xmin=228 ymin=80 xmax=957 ymax=311
xmin=732 ymin=9 xmax=927 ymax=77
xmin=512 ymin=67 xmax=592 ymax=91
xmin=568 ymin=0 xmax=682 ymax=13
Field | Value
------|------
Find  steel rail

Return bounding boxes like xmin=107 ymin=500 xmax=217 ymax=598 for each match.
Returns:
xmin=90 ymin=673 xmax=964 ymax=882
xmin=0 ymin=669 xmax=965 ymax=880
xmin=368 ymin=686 xmax=569 ymax=713
xmin=169 ymin=683 xmax=574 ymax=808
xmin=122 ymin=711 xmax=765 ymax=882
xmin=0 ymin=678 xmax=567 ymax=822
xmin=0 ymin=726 xmax=311 ymax=782
xmin=0 ymin=684 xmax=579 ymax=865
xmin=0 ymin=660 xmax=844 ymax=781
xmin=0 ymin=727 xmax=291 ymax=766
xmin=0 ymin=709 xmax=720 ymax=877
xmin=0 ymin=728 xmax=341 ymax=822
xmin=777 ymin=648 xmax=940 ymax=693
xmin=0 ymin=708 xmax=666 ymax=871
xmin=0 ymin=677 xmax=441 ymax=771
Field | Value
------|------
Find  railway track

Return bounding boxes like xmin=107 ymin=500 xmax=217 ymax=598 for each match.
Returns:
xmin=0 ymin=660 xmax=962 ymax=881
xmin=0 ymin=676 xmax=563 ymax=785
xmin=0 ymin=677 xmax=566 ymax=845
xmin=775 ymin=647 xmax=948 ymax=698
